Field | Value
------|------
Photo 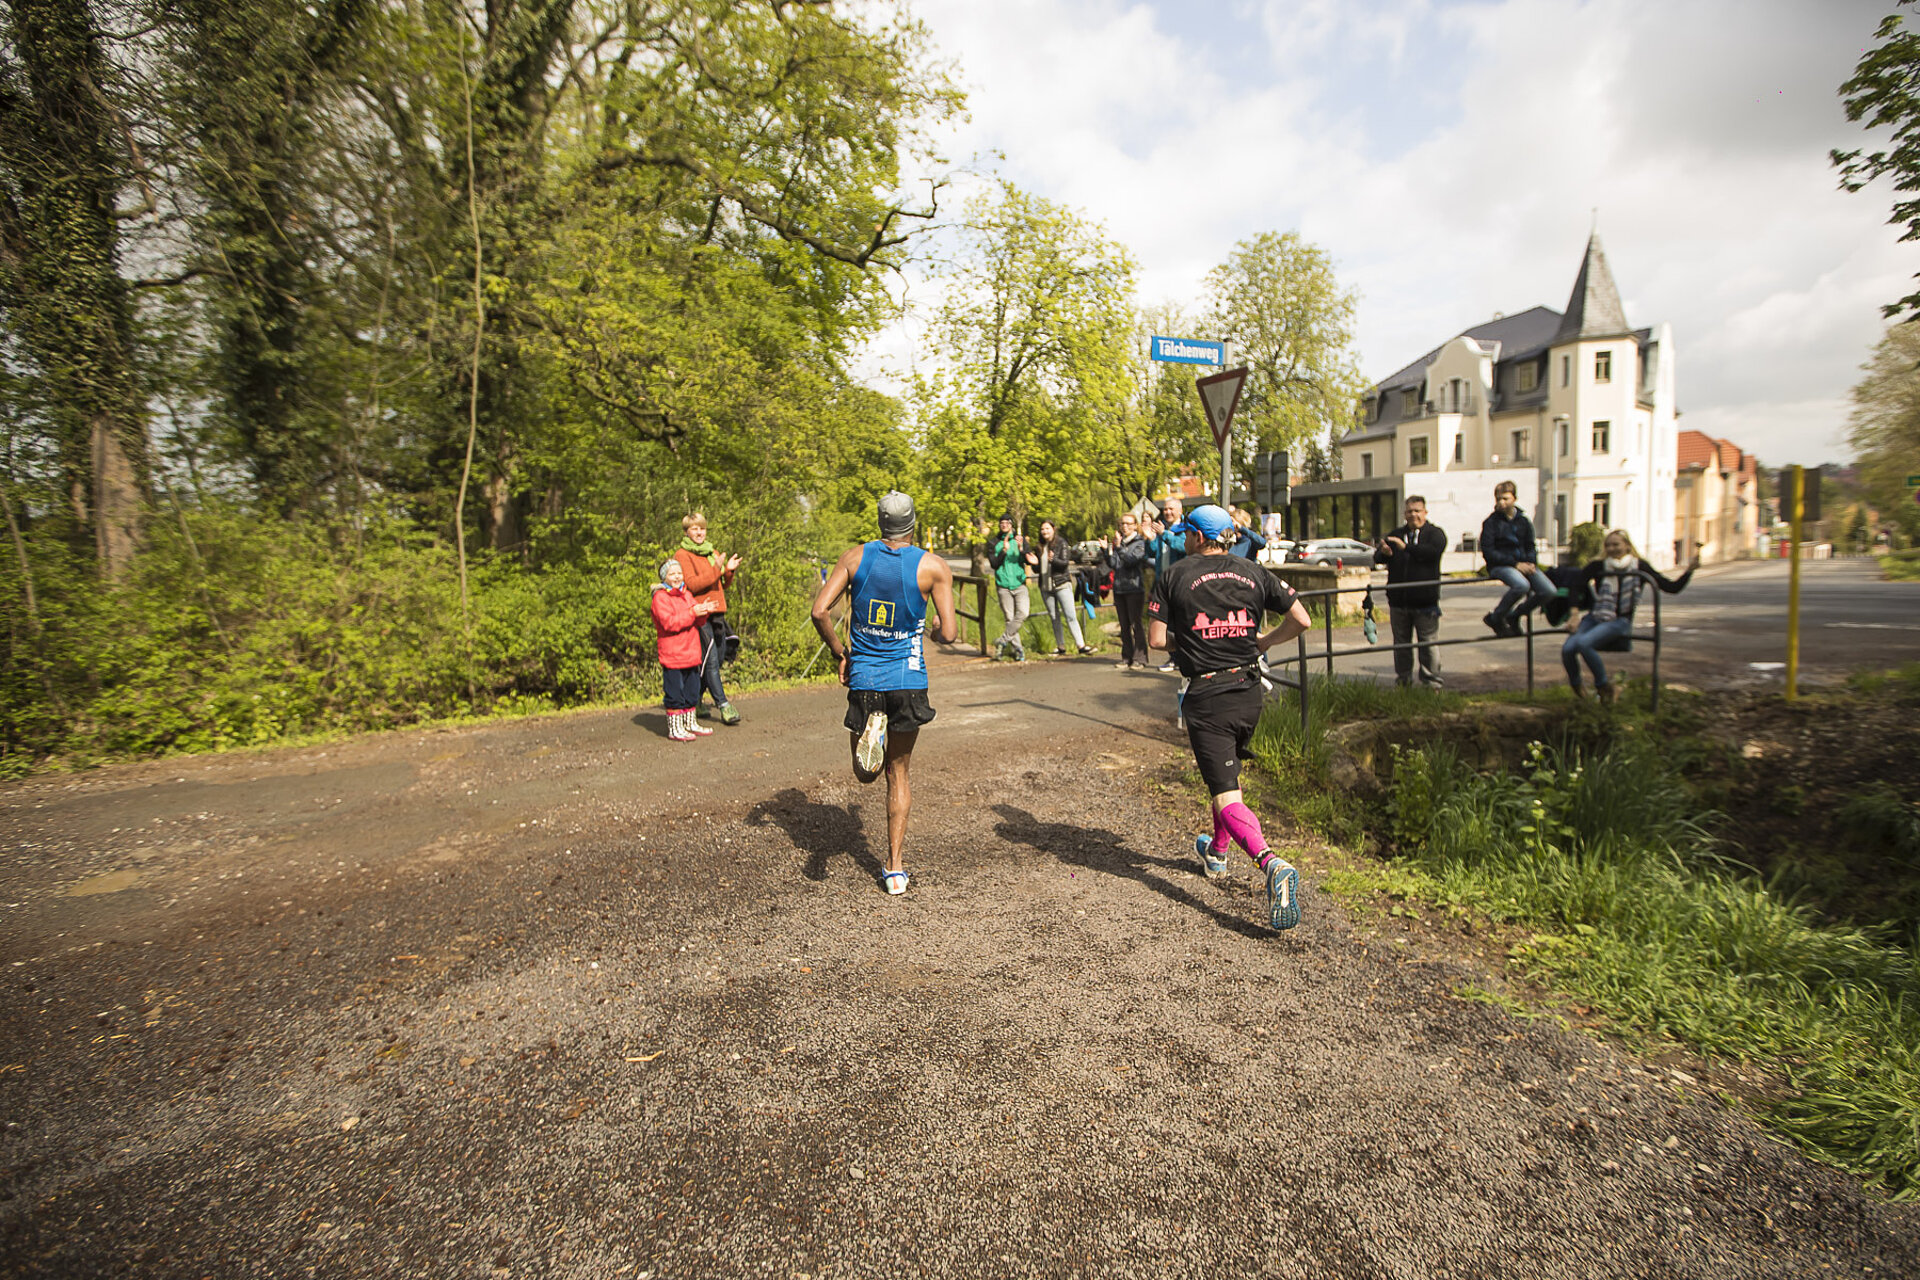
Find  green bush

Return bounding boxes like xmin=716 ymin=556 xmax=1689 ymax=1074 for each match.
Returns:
xmin=1567 ymin=521 xmax=1606 ymax=565
xmin=0 ymin=502 xmax=875 ymax=768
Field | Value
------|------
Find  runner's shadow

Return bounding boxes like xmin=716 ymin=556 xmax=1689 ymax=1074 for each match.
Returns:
xmin=954 ymin=697 xmax=1172 ymax=744
xmin=990 ymin=803 xmax=1267 ymax=939
xmin=746 ymin=788 xmax=881 ymax=883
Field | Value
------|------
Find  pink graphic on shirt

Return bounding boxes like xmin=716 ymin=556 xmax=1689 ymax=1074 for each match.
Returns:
xmin=1193 ymin=607 xmax=1254 ymax=639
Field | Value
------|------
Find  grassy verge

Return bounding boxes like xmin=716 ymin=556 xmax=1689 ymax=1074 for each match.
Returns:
xmin=1881 ymin=548 xmax=1920 ymax=582
xmin=1250 ymin=675 xmax=1920 ymax=1200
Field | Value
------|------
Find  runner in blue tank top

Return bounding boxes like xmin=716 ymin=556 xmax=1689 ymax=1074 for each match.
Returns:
xmin=811 ymin=492 xmax=957 ymax=896
xmin=848 ymin=540 xmax=929 ymax=691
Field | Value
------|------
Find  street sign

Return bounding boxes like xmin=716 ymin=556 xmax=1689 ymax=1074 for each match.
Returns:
xmin=1906 ymin=474 xmax=1920 ymax=487
xmin=1252 ymin=450 xmax=1289 ymax=508
xmin=1195 ymin=366 xmax=1248 ymax=449
xmin=1151 ymin=335 xmax=1225 ymax=365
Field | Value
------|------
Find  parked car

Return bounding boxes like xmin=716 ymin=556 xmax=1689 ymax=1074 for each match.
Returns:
xmin=1287 ymin=538 xmax=1379 ymax=568
xmin=1256 ymin=540 xmax=1296 ymax=567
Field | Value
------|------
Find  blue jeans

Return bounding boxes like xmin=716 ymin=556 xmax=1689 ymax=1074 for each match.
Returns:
xmin=1041 ymin=581 xmax=1085 ymax=649
xmin=1562 ymin=614 xmax=1634 ymax=689
xmin=1488 ymin=564 xmax=1554 ymax=620
xmin=697 ymin=620 xmax=728 ymax=706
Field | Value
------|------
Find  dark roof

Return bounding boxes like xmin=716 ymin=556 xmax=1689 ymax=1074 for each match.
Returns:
xmin=1553 ymin=234 xmax=1633 ymax=343
xmin=1344 ymin=237 xmax=1650 ymax=446
xmin=1369 ymin=305 xmax=1563 ymax=393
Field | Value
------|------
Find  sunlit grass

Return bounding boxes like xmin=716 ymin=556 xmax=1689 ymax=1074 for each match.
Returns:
xmin=1254 ymin=681 xmax=1920 ymax=1200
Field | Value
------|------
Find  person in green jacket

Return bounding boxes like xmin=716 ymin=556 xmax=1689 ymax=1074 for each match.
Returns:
xmin=986 ymin=512 xmax=1030 ymax=661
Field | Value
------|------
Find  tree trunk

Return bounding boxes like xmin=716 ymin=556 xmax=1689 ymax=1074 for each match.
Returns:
xmin=90 ymin=417 xmax=141 ymax=577
xmin=0 ymin=0 xmax=148 ymax=572
xmin=482 ymin=470 xmax=525 ymax=554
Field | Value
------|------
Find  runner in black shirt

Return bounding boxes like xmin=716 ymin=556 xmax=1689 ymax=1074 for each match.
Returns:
xmin=1148 ymin=504 xmax=1313 ymax=930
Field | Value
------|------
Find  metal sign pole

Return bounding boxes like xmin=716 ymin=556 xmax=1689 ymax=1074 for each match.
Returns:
xmin=1786 ymin=465 xmax=1804 ymax=701
xmin=1218 ymin=341 xmax=1232 ymax=507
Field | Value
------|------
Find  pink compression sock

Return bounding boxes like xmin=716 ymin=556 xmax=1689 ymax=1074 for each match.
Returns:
xmin=1215 ymin=801 xmax=1271 ymax=864
xmin=1212 ymin=807 xmax=1232 ymax=857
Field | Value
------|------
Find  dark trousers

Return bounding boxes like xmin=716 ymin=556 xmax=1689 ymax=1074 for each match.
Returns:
xmin=696 ymin=620 xmax=728 ymax=706
xmin=1390 ymin=606 xmax=1442 ymax=686
xmin=1114 ymin=591 xmax=1147 ymax=665
xmin=662 ymin=665 xmax=702 ymax=710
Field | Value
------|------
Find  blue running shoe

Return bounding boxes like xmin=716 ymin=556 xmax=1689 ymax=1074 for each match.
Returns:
xmin=1195 ymin=834 xmax=1228 ymax=877
xmin=1264 ymin=856 xmax=1301 ymax=931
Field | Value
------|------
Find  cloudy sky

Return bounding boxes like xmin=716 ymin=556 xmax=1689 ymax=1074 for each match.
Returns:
xmin=862 ymin=0 xmax=1909 ymax=466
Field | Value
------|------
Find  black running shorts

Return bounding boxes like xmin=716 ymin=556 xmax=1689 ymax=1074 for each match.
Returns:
xmin=1182 ymin=673 xmax=1263 ymax=796
xmin=844 ymin=688 xmax=937 ymax=735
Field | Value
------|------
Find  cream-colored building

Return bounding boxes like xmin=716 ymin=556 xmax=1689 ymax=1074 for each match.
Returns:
xmin=1327 ymin=235 xmax=1679 ymax=569
xmin=1675 ymin=430 xmax=1759 ymax=563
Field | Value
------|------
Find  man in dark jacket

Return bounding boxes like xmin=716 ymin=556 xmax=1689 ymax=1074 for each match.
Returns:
xmin=1107 ymin=512 xmax=1150 ymax=668
xmin=1376 ymin=495 xmax=1447 ymax=687
xmin=1479 ymin=480 xmax=1553 ymax=637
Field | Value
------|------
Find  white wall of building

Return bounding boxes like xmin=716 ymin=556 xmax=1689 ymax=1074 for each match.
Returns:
xmin=1401 ymin=468 xmax=1540 ymax=576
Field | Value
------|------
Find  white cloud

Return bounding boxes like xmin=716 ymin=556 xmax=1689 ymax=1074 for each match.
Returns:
xmin=860 ymin=0 xmax=1913 ymax=471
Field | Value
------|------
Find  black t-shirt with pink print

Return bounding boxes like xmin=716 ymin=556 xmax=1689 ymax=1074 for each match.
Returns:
xmin=1147 ymin=553 xmax=1299 ymax=679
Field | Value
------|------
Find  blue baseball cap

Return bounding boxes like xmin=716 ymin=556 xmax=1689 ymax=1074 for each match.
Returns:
xmin=1167 ymin=503 xmax=1234 ymax=540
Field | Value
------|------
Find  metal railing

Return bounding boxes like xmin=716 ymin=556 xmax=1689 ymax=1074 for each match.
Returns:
xmin=952 ymin=573 xmax=993 ymax=657
xmin=1263 ymin=570 xmax=1666 ymax=731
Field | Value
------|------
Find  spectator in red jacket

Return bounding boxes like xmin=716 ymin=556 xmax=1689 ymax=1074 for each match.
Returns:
xmin=674 ymin=512 xmax=744 ymax=725
xmin=651 ymin=558 xmax=714 ymax=742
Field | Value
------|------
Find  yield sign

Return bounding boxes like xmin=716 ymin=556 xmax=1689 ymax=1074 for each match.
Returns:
xmin=1196 ymin=366 xmax=1248 ymax=449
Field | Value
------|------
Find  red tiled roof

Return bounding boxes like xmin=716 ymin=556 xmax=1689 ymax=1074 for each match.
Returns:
xmin=1677 ymin=429 xmax=1717 ymax=469
xmin=1678 ymin=430 xmax=1754 ymax=475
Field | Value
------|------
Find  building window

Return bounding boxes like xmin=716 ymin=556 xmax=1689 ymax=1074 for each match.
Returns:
xmin=1591 ymin=420 xmax=1611 ymax=452
xmin=1401 ymin=388 xmax=1419 ymax=416
xmin=1561 ymin=354 xmax=1570 ymax=387
xmin=1557 ymin=421 xmax=1569 ymax=457
xmin=1361 ymin=452 xmax=1374 ymax=478
xmin=1594 ymin=350 xmax=1612 ymax=383
xmin=1511 ymin=429 xmax=1530 ymax=462
xmin=1453 ymin=433 xmax=1463 ymax=463
xmin=1517 ymin=362 xmax=1538 ymax=393
xmin=1593 ymin=492 xmax=1612 ymax=526
xmin=1553 ymin=494 xmax=1567 ymax=545
xmin=1408 ymin=436 xmax=1430 ymax=467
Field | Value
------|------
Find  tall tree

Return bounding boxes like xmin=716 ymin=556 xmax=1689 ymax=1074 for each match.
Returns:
xmin=0 ymin=0 xmax=148 ymax=574
xmin=1202 ymin=230 xmax=1364 ymax=502
xmin=1835 ymin=1 xmax=1920 ymax=318
xmin=914 ymin=183 xmax=1135 ymax=560
xmin=160 ymin=0 xmax=372 ymax=511
xmin=1848 ymin=322 xmax=1920 ymax=542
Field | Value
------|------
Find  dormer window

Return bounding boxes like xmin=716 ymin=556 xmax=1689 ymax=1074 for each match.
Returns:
xmin=1401 ymin=388 xmax=1419 ymax=416
xmin=1516 ymin=362 xmax=1538 ymax=393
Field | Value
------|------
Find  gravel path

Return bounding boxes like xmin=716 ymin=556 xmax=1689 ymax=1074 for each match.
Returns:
xmin=2 ymin=655 xmax=1915 ymax=1278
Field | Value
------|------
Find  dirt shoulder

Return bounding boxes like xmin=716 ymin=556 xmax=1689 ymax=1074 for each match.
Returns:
xmin=2 ymin=657 xmax=1916 ymax=1278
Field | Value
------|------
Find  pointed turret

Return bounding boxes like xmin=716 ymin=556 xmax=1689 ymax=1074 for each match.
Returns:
xmin=1552 ymin=233 xmax=1631 ymax=344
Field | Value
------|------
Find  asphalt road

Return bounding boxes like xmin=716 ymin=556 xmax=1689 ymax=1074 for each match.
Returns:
xmin=4 ymin=568 xmax=1919 ymax=1278
xmin=1276 ymin=557 xmax=1920 ymax=692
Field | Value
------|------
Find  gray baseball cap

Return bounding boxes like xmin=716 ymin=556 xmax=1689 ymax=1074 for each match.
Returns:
xmin=878 ymin=490 xmax=916 ymax=538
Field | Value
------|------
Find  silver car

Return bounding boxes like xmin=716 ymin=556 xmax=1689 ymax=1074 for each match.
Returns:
xmin=1289 ymin=538 xmax=1379 ymax=568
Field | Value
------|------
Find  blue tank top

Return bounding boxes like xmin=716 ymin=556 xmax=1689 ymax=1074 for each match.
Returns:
xmin=849 ymin=541 xmax=929 ymax=691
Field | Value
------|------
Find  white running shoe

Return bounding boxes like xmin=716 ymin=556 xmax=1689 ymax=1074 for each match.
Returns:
xmin=855 ymin=710 xmax=888 ymax=774
xmin=883 ymin=869 xmax=910 ymax=895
